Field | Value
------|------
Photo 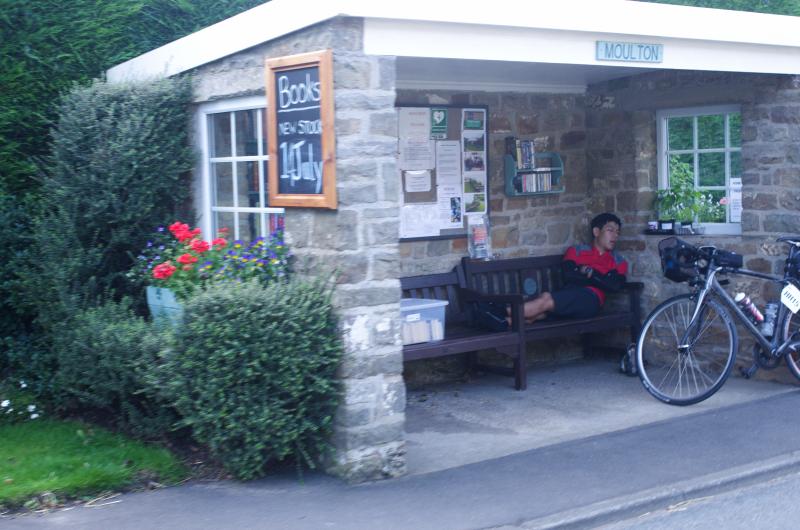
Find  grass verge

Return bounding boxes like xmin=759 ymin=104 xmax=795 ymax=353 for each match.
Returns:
xmin=1 ymin=419 xmax=188 ymax=509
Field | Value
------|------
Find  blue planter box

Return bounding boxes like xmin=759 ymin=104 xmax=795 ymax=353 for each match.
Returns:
xmin=146 ymin=286 xmax=183 ymax=326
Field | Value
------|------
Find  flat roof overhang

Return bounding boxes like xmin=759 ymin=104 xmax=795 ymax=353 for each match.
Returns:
xmin=106 ymin=0 xmax=800 ymax=88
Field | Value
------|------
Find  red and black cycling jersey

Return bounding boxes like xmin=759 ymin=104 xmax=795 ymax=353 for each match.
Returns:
xmin=562 ymin=245 xmax=628 ymax=304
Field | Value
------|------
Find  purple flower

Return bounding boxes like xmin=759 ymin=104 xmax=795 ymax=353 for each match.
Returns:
xmin=146 ymin=241 xmax=153 ymax=248
xmin=157 ymin=226 xmax=165 ymax=232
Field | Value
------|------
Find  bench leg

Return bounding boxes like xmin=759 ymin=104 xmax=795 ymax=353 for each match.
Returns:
xmin=582 ymin=334 xmax=593 ymax=357
xmin=514 ymin=346 xmax=527 ymax=391
xmin=465 ymin=352 xmax=478 ymax=378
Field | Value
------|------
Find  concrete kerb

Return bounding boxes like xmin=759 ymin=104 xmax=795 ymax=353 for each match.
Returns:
xmin=494 ymin=449 xmax=800 ymax=530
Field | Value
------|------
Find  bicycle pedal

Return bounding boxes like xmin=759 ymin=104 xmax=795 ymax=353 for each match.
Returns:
xmin=740 ymin=363 xmax=759 ymax=379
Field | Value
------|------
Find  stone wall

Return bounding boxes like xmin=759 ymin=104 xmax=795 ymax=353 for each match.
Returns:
xmin=586 ymin=71 xmax=800 ymax=378
xmin=396 ymin=90 xmax=592 ymax=275
xmin=189 ymin=17 xmax=406 ymax=482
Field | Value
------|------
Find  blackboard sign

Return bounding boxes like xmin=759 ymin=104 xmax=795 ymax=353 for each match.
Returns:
xmin=275 ymin=66 xmax=323 ymax=195
xmin=266 ymin=50 xmax=336 ymax=209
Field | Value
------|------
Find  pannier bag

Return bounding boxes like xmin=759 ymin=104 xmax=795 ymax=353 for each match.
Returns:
xmin=658 ymin=237 xmax=700 ymax=283
xmin=713 ymin=249 xmax=743 ymax=269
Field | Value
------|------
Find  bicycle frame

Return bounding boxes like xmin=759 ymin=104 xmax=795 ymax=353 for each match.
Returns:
xmin=684 ymin=265 xmax=800 ymax=357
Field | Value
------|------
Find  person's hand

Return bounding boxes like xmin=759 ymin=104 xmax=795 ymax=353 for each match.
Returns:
xmin=579 ymin=265 xmax=594 ymax=278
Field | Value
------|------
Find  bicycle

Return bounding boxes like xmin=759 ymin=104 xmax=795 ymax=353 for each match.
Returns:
xmin=636 ymin=235 xmax=800 ymax=406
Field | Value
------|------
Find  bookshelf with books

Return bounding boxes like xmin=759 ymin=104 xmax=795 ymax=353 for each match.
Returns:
xmin=503 ymin=137 xmax=564 ymax=197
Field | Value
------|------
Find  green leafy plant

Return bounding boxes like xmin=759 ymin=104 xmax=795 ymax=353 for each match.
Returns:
xmin=163 ymin=278 xmax=343 ymax=480
xmin=0 ymin=379 xmax=43 ymax=426
xmin=129 ymin=220 xmax=291 ymax=301
xmin=50 ymin=299 xmax=178 ymax=439
xmin=654 ymin=157 xmax=726 ymax=223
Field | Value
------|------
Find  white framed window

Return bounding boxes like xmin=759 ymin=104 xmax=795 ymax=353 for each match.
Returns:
xmin=656 ymin=105 xmax=742 ymax=235
xmin=196 ymin=96 xmax=284 ymax=242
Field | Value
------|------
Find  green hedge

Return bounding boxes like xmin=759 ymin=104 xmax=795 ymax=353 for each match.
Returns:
xmin=50 ymin=300 xmax=177 ymax=439
xmin=165 ymin=279 xmax=343 ymax=479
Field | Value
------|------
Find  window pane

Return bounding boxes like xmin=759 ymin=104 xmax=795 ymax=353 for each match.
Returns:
xmin=213 ymin=211 xmax=235 ymax=238
xmin=260 ymin=110 xmax=268 ymax=155
xmin=668 ymin=154 xmax=694 ymax=188
xmin=235 ymin=110 xmax=258 ymax=156
xmin=212 ymin=163 xmax=234 ymax=207
xmin=729 ymin=113 xmax=741 ymax=147
xmin=698 ymin=152 xmax=724 ymax=186
xmin=730 ymin=151 xmax=742 ymax=180
xmin=212 ymin=113 xmax=232 ymax=157
xmin=237 ymin=161 xmax=261 ymax=208
xmin=698 ymin=115 xmax=724 ymax=149
xmin=668 ymin=117 xmax=693 ymax=151
xmin=241 ymin=212 xmax=260 ymax=243
xmin=697 ymin=189 xmax=726 ymax=223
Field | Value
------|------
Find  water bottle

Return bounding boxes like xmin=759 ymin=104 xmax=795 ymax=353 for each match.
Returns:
xmin=761 ymin=302 xmax=779 ymax=337
xmin=734 ymin=292 xmax=764 ymax=324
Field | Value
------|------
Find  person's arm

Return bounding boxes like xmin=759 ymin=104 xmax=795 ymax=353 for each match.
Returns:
xmin=588 ymin=269 xmax=626 ymax=292
xmin=562 ymin=259 xmax=591 ymax=286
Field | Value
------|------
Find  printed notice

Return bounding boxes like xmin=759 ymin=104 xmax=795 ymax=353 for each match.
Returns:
xmin=435 ymin=141 xmax=461 ymax=184
xmin=398 ymin=107 xmax=430 ymax=138
xmin=404 ymin=170 xmax=432 ymax=193
xmin=400 ymin=203 xmax=440 ymax=239
xmin=437 ymin=184 xmax=462 ymax=228
xmin=730 ymin=177 xmax=742 ymax=223
xmin=400 ymin=137 xmax=434 ymax=170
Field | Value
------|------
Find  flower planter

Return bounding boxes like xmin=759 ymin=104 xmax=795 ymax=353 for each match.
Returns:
xmin=146 ymin=286 xmax=183 ymax=326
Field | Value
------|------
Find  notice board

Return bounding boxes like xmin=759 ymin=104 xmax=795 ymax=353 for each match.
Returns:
xmin=397 ymin=104 xmax=489 ymax=241
xmin=266 ymin=49 xmax=336 ymax=209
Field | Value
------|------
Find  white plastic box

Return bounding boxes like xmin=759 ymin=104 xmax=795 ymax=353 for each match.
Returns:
xmin=400 ymin=298 xmax=448 ymax=345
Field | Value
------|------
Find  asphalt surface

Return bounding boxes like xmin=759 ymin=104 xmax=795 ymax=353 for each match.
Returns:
xmin=4 ymin=389 xmax=800 ymax=530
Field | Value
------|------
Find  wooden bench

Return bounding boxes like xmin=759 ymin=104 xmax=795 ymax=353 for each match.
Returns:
xmin=460 ymin=255 xmax=643 ymax=388
xmin=400 ymin=269 xmax=527 ymax=389
xmin=399 ymin=256 xmax=643 ymax=391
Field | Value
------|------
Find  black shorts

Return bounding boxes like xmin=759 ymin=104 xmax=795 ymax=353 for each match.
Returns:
xmin=550 ymin=287 xmax=601 ymax=319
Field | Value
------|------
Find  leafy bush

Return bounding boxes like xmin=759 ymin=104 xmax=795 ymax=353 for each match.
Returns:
xmin=164 ymin=278 xmax=343 ymax=479
xmin=50 ymin=299 xmax=177 ymax=439
xmin=0 ymin=190 xmax=37 ymax=339
xmin=0 ymin=378 xmax=44 ymax=426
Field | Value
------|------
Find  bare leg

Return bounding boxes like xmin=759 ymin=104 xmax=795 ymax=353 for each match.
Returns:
xmin=507 ymin=292 xmax=555 ymax=324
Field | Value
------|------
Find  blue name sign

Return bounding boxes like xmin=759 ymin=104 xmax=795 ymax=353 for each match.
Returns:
xmin=596 ymin=41 xmax=663 ymax=63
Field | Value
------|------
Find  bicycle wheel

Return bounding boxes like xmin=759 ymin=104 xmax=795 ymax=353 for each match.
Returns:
xmin=782 ymin=311 xmax=800 ymax=379
xmin=636 ymin=294 xmax=738 ymax=406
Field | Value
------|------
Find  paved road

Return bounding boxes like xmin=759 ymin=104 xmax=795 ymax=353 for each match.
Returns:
xmin=3 ymin=391 xmax=800 ymax=530
xmin=596 ymin=470 xmax=800 ymax=530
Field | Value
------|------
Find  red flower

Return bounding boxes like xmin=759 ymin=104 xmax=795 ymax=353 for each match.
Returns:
xmin=218 ymin=227 xmax=230 ymax=234
xmin=169 ymin=222 xmax=189 ymax=236
xmin=211 ymin=237 xmax=227 ymax=249
xmin=191 ymin=239 xmax=210 ymax=253
xmin=153 ymin=262 xmax=177 ymax=280
xmin=177 ymin=253 xmax=198 ymax=265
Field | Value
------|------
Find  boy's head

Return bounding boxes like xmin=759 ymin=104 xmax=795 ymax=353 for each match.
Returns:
xmin=590 ymin=213 xmax=621 ymax=253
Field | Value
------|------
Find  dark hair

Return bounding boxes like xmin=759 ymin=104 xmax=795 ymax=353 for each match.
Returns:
xmin=591 ymin=213 xmax=622 ymax=233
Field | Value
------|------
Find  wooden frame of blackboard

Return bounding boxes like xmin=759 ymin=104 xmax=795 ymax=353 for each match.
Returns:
xmin=265 ymin=49 xmax=337 ymax=209
xmin=396 ymin=103 xmax=490 ymax=242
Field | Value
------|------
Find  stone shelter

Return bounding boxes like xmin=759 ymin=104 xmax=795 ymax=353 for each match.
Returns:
xmin=108 ymin=0 xmax=800 ymax=482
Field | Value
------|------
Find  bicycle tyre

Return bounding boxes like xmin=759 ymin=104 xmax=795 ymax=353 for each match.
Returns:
xmin=636 ymin=294 xmax=738 ymax=406
xmin=782 ymin=311 xmax=800 ymax=379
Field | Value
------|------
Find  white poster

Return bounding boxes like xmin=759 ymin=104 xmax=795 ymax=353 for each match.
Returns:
xmin=398 ymin=107 xmax=430 ymax=138
xmin=435 ymin=141 xmax=462 ymax=184
xmin=400 ymin=137 xmax=434 ymax=170
xmin=404 ymin=170 xmax=432 ymax=193
xmin=464 ymin=192 xmax=487 ymax=214
xmin=729 ymin=177 xmax=743 ymax=223
xmin=437 ymin=184 xmax=463 ymax=228
xmin=400 ymin=203 xmax=440 ymax=239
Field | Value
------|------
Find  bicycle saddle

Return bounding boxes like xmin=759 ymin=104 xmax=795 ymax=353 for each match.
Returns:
xmin=777 ymin=236 xmax=800 ymax=246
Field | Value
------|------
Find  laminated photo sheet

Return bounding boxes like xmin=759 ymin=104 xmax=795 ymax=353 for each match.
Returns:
xmin=461 ymin=130 xmax=486 ymax=214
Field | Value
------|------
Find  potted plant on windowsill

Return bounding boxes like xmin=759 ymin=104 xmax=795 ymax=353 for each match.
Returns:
xmin=653 ymin=159 xmax=725 ymax=234
xmin=129 ymin=221 xmax=291 ymax=324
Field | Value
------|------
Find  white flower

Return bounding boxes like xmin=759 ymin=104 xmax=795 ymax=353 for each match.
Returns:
xmin=19 ymin=381 xmax=27 ymax=389
xmin=1 ymin=400 xmax=9 ymax=408
xmin=27 ymin=405 xmax=36 ymax=412
xmin=30 ymin=413 xmax=40 ymax=419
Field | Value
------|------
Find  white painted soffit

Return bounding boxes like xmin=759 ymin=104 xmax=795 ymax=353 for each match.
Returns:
xmin=107 ymin=0 xmax=800 ymax=83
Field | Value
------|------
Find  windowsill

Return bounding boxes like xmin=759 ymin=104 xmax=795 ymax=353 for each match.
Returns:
xmin=643 ymin=224 xmax=742 ymax=237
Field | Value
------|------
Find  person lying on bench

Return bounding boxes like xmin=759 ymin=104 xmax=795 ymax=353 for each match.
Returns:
xmin=512 ymin=212 xmax=628 ymax=324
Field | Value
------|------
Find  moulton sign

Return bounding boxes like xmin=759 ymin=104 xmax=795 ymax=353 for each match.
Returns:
xmin=596 ymin=41 xmax=663 ymax=63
